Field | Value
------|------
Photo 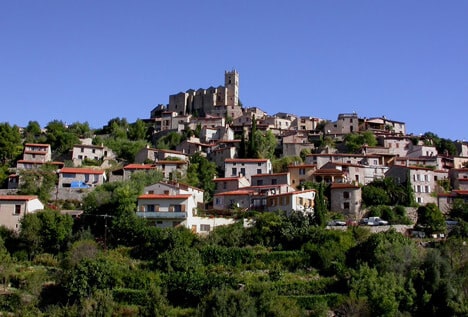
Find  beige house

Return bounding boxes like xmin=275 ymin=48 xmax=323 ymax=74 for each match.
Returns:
xmin=0 ymin=195 xmax=44 ymax=231
xmin=287 ymin=163 xmax=317 ymax=188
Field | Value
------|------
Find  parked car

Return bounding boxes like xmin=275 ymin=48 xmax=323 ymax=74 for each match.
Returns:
xmin=366 ymin=217 xmax=389 ymax=226
xmin=327 ymin=219 xmax=347 ymax=226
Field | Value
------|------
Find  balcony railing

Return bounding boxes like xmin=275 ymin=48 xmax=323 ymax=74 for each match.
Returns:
xmin=136 ymin=211 xmax=187 ymax=219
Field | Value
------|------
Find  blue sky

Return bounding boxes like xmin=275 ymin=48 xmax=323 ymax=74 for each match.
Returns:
xmin=1 ymin=1 xmax=467 ymax=140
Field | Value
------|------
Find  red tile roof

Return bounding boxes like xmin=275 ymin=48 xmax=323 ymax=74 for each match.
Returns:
xmin=0 ymin=195 xmax=39 ymax=201
xmin=60 ymin=167 xmax=105 ymax=174
xmin=124 ymin=164 xmax=157 ymax=170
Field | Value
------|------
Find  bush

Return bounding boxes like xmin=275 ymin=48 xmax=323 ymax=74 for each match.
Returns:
xmin=33 ymin=253 xmax=59 ymax=267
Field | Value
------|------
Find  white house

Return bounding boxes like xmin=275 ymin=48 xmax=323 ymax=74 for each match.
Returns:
xmin=137 ymin=183 xmax=235 ymax=234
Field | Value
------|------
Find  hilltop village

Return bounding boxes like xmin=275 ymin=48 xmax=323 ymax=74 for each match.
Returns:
xmin=0 ymin=71 xmax=468 ymax=315
xmin=2 ymin=70 xmax=468 ymax=233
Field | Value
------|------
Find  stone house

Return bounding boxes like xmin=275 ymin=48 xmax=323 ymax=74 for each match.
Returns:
xmin=329 ymin=183 xmax=362 ymax=219
xmin=210 ymin=144 xmax=237 ymax=169
xmin=291 ymin=116 xmax=320 ymax=131
xmin=213 ymin=189 xmax=257 ymax=210
xmin=281 ymin=131 xmax=314 ymax=157
xmin=16 ymin=143 xmax=53 ymax=170
xmin=134 ymin=147 xmax=187 ymax=164
xmin=0 ymin=195 xmax=44 ymax=231
xmin=449 ymin=168 xmax=468 ymax=190
xmin=213 ymin=176 xmax=250 ymax=194
xmin=377 ymin=135 xmax=413 ymax=157
xmin=176 ymin=137 xmax=212 ymax=155
xmin=266 ymin=189 xmax=316 ymax=215
xmin=360 ymin=116 xmax=406 ymax=135
xmin=305 ymin=153 xmax=384 ymax=169
xmin=324 ymin=113 xmax=359 ymax=135
xmin=167 ymin=70 xmax=239 ymax=116
xmin=250 ymin=172 xmax=290 ymax=187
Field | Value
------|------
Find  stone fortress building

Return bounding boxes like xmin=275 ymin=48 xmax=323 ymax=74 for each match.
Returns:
xmin=166 ymin=70 xmax=241 ymax=117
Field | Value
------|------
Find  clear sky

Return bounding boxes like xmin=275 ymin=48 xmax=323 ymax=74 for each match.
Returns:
xmin=1 ymin=1 xmax=467 ymax=140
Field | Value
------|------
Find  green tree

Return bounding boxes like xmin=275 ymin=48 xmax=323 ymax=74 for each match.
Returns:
xmin=44 ymin=120 xmax=80 ymax=158
xmin=247 ymin=115 xmax=257 ymax=158
xmin=128 ymin=119 xmax=148 ymax=141
xmin=312 ymin=182 xmax=327 ymax=227
xmin=272 ymin=156 xmax=302 ymax=173
xmin=416 ymin=203 xmax=446 ymax=234
xmin=184 ymin=152 xmax=217 ymax=202
xmin=344 ymin=132 xmax=377 ymax=153
xmin=0 ymin=237 xmax=13 ymax=290
xmin=450 ymin=199 xmax=468 ymax=222
xmin=18 ymin=164 xmax=58 ymax=202
xmin=348 ymin=265 xmax=414 ymax=317
xmin=156 ymin=131 xmax=182 ymax=150
xmin=19 ymin=210 xmax=73 ymax=257
xmin=197 ymin=287 xmax=257 ymax=317
xmin=254 ymin=130 xmax=277 ymax=159
xmin=23 ymin=120 xmax=45 ymax=143
xmin=238 ymin=131 xmax=247 ymax=158
xmin=0 ymin=122 xmax=22 ymax=165
xmin=362 ymin=185 xmax=390 ymax=206
xmin=68 ymin=121 xmax=93 ymax=139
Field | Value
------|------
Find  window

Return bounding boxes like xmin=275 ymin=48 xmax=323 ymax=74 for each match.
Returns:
xmin=232 ymin=168 xmax=237 ymax=176
xmin=257 ymin=169 xmax=262 ymax=174
xmin=299 ymin=168 xmax=306 ymax=175
xmin=425 ymin=186 xmax=430 ymax=193
xmin=147 ymin=205 xmax=155 ymax=212
xmin=223 ymin=182 xmax=227 ymax=190
xmin=271 ymin=179 xmax=277 ymax=185
xmin=200 ymin=224 xmax=211 ymax=232
xmin=14 ymin=205 xmax=21 ymax=215
xmin=240 ymin=168 xmax=245 ymax=176
xmin=257 ymin=180 xmax=263 ymax=186
xmin=258 ymin=162 xmax=262 ymax=166
xmin=343 ymin=191 xmax=350 ymax=199
xmin=344 ymin=202 xmax=350 ymax=210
